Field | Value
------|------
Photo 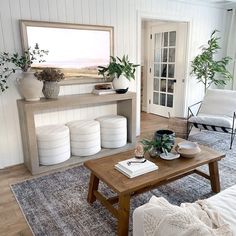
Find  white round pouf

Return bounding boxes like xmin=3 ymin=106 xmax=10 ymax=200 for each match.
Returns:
xmin=96 ymin=115 xmax=127 ymax=148
xmin=66 ymin=120 xmax=101 ymax=156
xmin=36 ymin=125 xmax=70 ymax=165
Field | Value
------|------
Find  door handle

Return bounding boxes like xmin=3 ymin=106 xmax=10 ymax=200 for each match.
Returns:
xmin=173 ymin=79 xmax=177 ymax=83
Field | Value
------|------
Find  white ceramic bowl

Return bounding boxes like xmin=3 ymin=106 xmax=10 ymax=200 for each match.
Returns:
xmin=176 ymin=141 xmax=201 ymax=158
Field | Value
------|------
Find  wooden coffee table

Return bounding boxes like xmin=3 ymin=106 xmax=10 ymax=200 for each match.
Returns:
xmin=84 ymin=138 xmax=225 ymax=236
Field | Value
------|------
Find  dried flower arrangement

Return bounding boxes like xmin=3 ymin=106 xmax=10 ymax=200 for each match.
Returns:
xmin=34 ymin=68 xmax=65 ymax=82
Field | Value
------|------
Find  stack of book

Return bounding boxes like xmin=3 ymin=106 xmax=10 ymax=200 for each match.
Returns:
xmin=115 ymin=158 xmax=158 ymax=178
xmin=92 ymin=88 xmax=116 ymax=95
xmin=92 ymin=83 xmax=116 ymax=95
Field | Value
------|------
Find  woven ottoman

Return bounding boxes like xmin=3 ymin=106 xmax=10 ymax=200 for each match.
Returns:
xmin=96 ymin=115 xmax=127 ymax=148
xmin=66 ymin=120 xmax=101 ymax=156
xmin=36 ymin=125 xmax=71 ymax=165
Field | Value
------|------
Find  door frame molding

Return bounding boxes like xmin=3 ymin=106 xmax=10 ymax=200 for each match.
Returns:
xmin=136 ymin=11 xmax=192 ymax=133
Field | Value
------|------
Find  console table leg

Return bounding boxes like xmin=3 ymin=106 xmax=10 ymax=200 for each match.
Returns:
xmin=87 ymin=173 xmax=99 ymax=203
xmin=209 ymin=161 xmax=220 ymax=193
xmin=118 ymin=194 xmax=130 ymax=236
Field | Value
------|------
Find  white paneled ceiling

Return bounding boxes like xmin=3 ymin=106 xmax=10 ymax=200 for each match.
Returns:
xmin=173 ymin=0 xmax=236 ymax=8
xmin=208 ymin=0 xmax=236 ymax=3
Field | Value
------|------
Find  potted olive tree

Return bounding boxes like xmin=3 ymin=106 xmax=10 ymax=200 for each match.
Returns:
xmin=0 ymin=43 xmax=48 ymax=101
xmin=34 ymin=68 xmax=65 ymax=99
xmin=191 ymin=30 xmax=233 ymax=94
xmin=98 ymin=55 xmax=139 ymax=93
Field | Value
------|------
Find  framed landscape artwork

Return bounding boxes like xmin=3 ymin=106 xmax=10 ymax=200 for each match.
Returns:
xmin=20 ymin=20 xmax=114 ymax=83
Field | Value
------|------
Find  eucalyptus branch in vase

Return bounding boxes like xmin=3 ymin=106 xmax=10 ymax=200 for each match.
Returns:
xmin=0 ymin=43 xmax=48 ymax=92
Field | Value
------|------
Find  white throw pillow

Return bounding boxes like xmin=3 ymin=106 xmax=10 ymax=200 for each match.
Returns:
xmin=143 ymin=196 xmax=232 ymax=236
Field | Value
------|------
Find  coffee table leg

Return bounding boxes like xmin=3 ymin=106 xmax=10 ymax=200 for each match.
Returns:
xmin=87 ymin=173 xmax=99 ymax=203
xmin=209 ymin=161 xmax=220 ymax=193
xmin=118 ymin=194 xmax=130 ymax=236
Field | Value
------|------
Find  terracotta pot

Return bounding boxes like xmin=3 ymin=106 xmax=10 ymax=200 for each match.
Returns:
xmin=112 ymin=75 xmax=130 ymax=93
xmin=17 ymin=72 xmax=43 ymax=101
xmin=42 ymin=81 xmax=60 ymax=99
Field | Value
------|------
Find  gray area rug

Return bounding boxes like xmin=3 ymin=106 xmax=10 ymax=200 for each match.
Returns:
xmin=11 ymin=131 xmax=236 ymax=236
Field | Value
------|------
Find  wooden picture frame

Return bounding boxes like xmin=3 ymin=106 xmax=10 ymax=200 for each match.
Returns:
xmin=20 ymin=20 xmax=114 ymax=84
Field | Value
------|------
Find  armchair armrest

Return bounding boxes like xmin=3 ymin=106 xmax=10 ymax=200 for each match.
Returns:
xmin=188 ymin=101 xmax=202 ymax=118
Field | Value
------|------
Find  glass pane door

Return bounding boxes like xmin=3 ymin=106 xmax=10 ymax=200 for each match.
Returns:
xmin=153 ymin=31 xmax=176 ymax=108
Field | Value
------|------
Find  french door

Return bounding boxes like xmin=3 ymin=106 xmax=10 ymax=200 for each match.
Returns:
xmin=148 ymin=23 xmax=188 ymax=117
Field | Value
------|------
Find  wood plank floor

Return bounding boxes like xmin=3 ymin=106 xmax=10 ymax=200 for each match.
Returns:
xmin=0 ymin=112 xmax=169 ymax=236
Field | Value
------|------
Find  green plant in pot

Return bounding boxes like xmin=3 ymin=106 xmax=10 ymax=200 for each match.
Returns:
xmin=191 ymin=30 xmax=233 ymax=94
xmin=98 ymin=55 xmax=139 ymax=94
xmin=0 ymin=43 xmax=48 ymax=101
xmin=141 ymin=133 xmax=174 ymax=157
xmin=34 ymin=68 xmax=65 ymax=99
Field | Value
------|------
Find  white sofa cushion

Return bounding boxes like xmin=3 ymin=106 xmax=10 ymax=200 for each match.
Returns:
xmin=207 ymin=185 xmax=236 ymax=233
xmin=199 ymin=89 xmax=236 ymax=118
xmin=189 ymin=114 xmax=233 ymax=128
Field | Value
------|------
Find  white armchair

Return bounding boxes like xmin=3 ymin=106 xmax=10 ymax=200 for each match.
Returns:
xmin=187 ymin=89 xmax=236 ymax=149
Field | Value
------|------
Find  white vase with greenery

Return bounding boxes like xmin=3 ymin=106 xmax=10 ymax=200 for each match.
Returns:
xmin=98 ymin=55 xmax=139 ymax=93
xmin=112 ymin=74 xmax=130 ymax=91
xmin=17 ymin=72 xmax=43 ymax=101
xmin=0 ymin=43 xmax=48 ymax=101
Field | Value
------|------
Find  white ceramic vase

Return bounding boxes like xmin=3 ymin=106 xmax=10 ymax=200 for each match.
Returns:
xmin=17 ymin=72 xmax=43 ymax=101
xmin=112 ymin=75 xmax=130 ymax=93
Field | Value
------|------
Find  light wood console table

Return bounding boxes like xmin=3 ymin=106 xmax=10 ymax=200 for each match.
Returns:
xmin=17 ymin=92 xmax=136 ymax=175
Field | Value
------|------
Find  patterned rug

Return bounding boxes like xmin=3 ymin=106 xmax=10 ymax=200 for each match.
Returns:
xmin=11 ymin=131 xmax=236 ymax=236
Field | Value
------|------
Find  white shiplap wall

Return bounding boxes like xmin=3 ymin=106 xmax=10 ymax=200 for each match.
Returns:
xmin=0 ymin=0 xmax=227 ymax=168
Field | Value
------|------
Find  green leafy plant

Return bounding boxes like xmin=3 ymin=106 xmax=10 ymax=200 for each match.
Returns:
xmin=98 ymin=55 xmax=139 ymax=80
xmin=191 ymin=30 xmax=233 ymax=94
xmin=0 ymin=43 xmax=48 ymax=92
xmin=141 ymin=134 xmax=173 ymax=155
xmin=34 ymin=68 xmax=65 ymax=82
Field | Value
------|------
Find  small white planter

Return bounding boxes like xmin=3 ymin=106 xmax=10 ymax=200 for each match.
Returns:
xmin=112 ymin=75 xmax=130 ymax=93
xmin=17 ymin=72 xmax=43 ymax=101
xmin=43 ymin=81 xmax=60 ymax=99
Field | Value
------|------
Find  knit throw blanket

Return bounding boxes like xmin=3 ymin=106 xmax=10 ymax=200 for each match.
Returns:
xmin=143 ymin=197 xmax=233 ymax=236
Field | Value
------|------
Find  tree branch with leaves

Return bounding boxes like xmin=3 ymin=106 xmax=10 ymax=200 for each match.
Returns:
xmin=98 ymin=55 xmax=139 ymax=80
xmin=191 ymin=30 xmax=233 ymax=94
xmin=0 ymin=43 xmax=48 ymax=92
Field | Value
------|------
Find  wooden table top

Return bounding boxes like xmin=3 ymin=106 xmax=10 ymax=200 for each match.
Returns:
xmin=84 ymin=138 xmax=225 ymax=195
